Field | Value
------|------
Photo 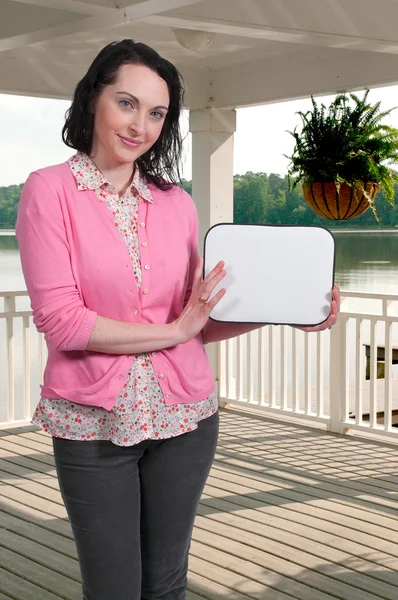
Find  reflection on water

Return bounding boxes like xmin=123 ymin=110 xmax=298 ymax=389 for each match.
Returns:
xmin=0 ymin=234 xmax=25 ymax=292
xmin=2 ymin=230 xmax=398 ymax=293
xmin=333 ymin=230 xmax=398 ymax=294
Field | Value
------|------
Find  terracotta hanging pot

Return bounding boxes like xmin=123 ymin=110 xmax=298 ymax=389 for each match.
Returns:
xmin=302 ymin=182 xmax=379 ymax=220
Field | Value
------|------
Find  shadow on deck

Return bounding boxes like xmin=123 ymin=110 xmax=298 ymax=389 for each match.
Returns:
xmin=1 ymin=409 xmax=398 ymax=599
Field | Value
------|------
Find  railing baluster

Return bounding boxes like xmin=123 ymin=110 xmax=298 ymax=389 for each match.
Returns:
xmin=23 ymin=315 xmax=31 ymax=421
xmin=219 ymin=340 xmax=226 ymax=398
xmin=304 ymin=333 xmax=311 ymax=414
xmin=5 ymin=296 xmax=15 ymax=423
xmin=355 ymin=319 xmax=364 ymax=426
xmin=269 ymin=326 xmax=276 ymax=407
xmin=292 ymin=328 xmax=299 ymax=412
xmin=259 ymin=327 xmax=266 ymax=406
xmin=247 ymin=331 xmax=255 ymax=403
xmin=236 ymin=334 xmax=243 ymax=401
xmin=281 ymin=326 xmax=288 ymax=410
xmin=316 ymin=331 xmax=324 ymax=417
xmin=384 ymin=319 xmax=393 ymax=430
xmin=369 ymin=319 xmax=378 ymax=428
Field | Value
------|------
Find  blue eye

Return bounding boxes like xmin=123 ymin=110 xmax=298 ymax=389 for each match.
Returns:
xmin=119 ymin=100 xmax=132 ymax=109
xmin=151 ymin=111 xmax=164 ymax=120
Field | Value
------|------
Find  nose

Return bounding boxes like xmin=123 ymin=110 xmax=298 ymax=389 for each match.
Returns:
xmin=129 ymin=111 xmax=146 ymax=136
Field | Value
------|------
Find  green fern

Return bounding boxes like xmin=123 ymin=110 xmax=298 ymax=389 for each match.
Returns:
xmin=286 ymin=90 xmax=398 ymax=217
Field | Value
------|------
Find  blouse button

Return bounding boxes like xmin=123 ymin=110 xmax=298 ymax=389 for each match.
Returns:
xmin=158 ymin=373 xmax=164 ymax=379
xmin=132 ymin=309 xmax=138 ymax=314
xmin=144 ymin=265 xmax=150 ymax=270
xmin=151 ymin=352 xmax=156 ymax=357
xmin=140 ymin=222 xmax=146 ymax=228
xmin=143 ymin=289 xmax=149 ymax=295
xmin=166 ymin=393 xmax=172 ymax=399
xmin=142 ymin=241 xmax=148 ymax=247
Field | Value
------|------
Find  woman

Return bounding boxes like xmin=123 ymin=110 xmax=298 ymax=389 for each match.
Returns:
xmin=16 ymin=39 xmax=340 ymax=600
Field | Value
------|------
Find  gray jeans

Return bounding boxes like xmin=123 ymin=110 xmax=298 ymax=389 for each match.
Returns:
xmin=52 ymin=411 xmax=219 ymax=600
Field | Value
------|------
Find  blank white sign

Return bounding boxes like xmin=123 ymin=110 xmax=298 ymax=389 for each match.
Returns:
xmin=203 ymin=224 xmax=335 ymax=326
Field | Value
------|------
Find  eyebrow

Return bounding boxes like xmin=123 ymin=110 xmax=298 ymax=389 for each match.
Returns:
xmin=116 ymin=91 xmax=169 ymax=111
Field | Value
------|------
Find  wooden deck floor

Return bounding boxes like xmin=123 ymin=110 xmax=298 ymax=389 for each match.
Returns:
xmin=1 ymin=409 xmax=398 ymax=599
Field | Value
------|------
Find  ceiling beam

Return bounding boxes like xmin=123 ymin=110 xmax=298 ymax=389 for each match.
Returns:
xmin=208 ymin=49 xmax=398 ymax=109
xmin=142 ymin=13 xmax=398 ymax=55
xmin=8 ymin=0 xmax=118 ymax=16
xmin=0 ymin=0 xmax=204 ymax=52
xmin=0 ymin=50 xmax=210 ymax=107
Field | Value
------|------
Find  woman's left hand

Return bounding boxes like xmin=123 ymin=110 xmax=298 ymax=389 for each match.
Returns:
xmin=294 ymin=284 xmax=340 ymax=333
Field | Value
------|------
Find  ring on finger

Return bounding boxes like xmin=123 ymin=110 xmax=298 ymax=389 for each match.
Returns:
xmin=198 ymin=296 xmax=208 ymax=304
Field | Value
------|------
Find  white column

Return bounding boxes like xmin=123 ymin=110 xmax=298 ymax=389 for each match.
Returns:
xmin=329 ymin=300 xmax=350 ymax=434
xmin=189 ymin=108 xmax=236 ymax=249
xmin=189 ymin=108 xmax=236 ymax=397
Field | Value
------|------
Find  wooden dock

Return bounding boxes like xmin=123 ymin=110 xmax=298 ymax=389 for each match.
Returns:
xmin=1 ymin=409 xmax=398 ymax=599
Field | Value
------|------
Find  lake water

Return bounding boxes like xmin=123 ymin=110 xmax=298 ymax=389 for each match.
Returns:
xmin=1 ymin=230 xmax=398 ymax=422
xmin=2 ymin=229 xmax=398 ymax=294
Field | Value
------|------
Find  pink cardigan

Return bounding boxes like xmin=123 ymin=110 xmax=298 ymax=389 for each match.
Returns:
xmin=16 ymin=162 xmax=215 ymax=410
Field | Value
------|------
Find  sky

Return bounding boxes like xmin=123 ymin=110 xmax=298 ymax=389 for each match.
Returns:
xmin=1 ymin=85 xmax=398 ymax=187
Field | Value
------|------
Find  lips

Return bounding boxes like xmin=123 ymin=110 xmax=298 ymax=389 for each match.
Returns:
xmin=118 ymin=135 xmax=143 ymax=148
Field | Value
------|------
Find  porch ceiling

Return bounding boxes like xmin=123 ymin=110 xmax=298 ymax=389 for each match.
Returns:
xmin=2 ymin=0 xmax=398 ymax=107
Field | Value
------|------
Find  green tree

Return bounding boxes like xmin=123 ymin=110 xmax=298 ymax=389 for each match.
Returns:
xmin=2 ymin=174 xmax=398 ymax=230
xmin=233 ymin=172 xmax=270 ymax=224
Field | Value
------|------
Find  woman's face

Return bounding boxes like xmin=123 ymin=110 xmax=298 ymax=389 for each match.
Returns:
xmin=90 ymin=63 xmax=170 ymax=167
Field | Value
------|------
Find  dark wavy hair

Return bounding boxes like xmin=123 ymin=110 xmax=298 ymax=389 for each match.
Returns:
xmin=62 ymin=39 xmax=185 ymax=190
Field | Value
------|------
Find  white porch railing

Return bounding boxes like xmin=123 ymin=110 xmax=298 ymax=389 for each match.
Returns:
xmin=1 ymin=290 xmax=398 ymax=440
xmin=218 ymin=291 xmax=398 ymax=440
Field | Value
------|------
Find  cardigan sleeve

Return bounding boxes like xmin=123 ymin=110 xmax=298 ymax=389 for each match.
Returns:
xmin=16 ymin=172 xmax=98 ymax=352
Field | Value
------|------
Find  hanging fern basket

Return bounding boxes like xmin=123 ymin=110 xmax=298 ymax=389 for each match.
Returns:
xmin=302 ymin=181 xmax=379 ymax=221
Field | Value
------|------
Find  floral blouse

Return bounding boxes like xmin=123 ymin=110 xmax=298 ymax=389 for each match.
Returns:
xmin=32 ymin=152 xmax=218 ymax=446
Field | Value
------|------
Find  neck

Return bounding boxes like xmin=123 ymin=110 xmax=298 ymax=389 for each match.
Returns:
xmin=89 ymin=152 xmax=135 ymax=196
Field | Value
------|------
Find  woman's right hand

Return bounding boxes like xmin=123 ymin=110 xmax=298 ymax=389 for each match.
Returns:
xmin=172 ymin=257 xmax=227 ymax=344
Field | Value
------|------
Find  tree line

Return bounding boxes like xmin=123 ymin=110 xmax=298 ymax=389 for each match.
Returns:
xmin=1 ymin=172 xmax=398 ymax=229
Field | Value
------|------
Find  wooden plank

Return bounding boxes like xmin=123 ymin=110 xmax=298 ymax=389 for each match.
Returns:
xmin=18 ymin=431 xmax=53 ymax=447
xmin=0 ymin=470 xmax=62 ymax=504
xmin=0 ymin=425 xmax=39 ymax=437
xmin=213 ymin=450 xmax=398 ymax=520
xmin=0 ymin=461 xmax=59 ymax=491
xmin=217 ymin=432 xmax=398 ymax=489
xmin=0 ymin=529 xmax=80 ymax=582
xmin=208 ymin=466 xmax=398 ymax=541
xmin=0 ymin=528 xmax=80 ymax=580
xmin=193 ymin=516 xmax=398 ymax=599
xmin=0 ymin=435 xmax=54 ymax=456
xmin=190 ymin=535 xmax=390 ymax=600
xmin=0 ymin=568 xmax=64 ymax=600
xmin=189 ymin=555 xmax=293 ymax=600
xmin=0 ymin=496 xmax=72 ymax=538
xmin=0 ymin=485 xmax=67 ymax=519
xmin=186 ymin=588 xmax=210 ymax=600
xmin=215 ymin=442 xmax=398 ymax=505
xmin=0 ymin=547 xmax=81 ymax=599
xmin=0 ymin=510 xmax=75 ymax=557
xmin=0 ymin=439 xmax=55 ymax=467
xmin=188 ymin=567 xmax=260 ymax=600
xmin=201 ymin=487 xmax=398 ymax=562
xmin=222 ymin=439 xmax=398 ymax=464
xmin=0 ymin=448 xmax=57 ymax=477
xmin=217 ymin=432 xmax=398 ymax=483
xmin=195 ymin=502 xmax=398 ymax=587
